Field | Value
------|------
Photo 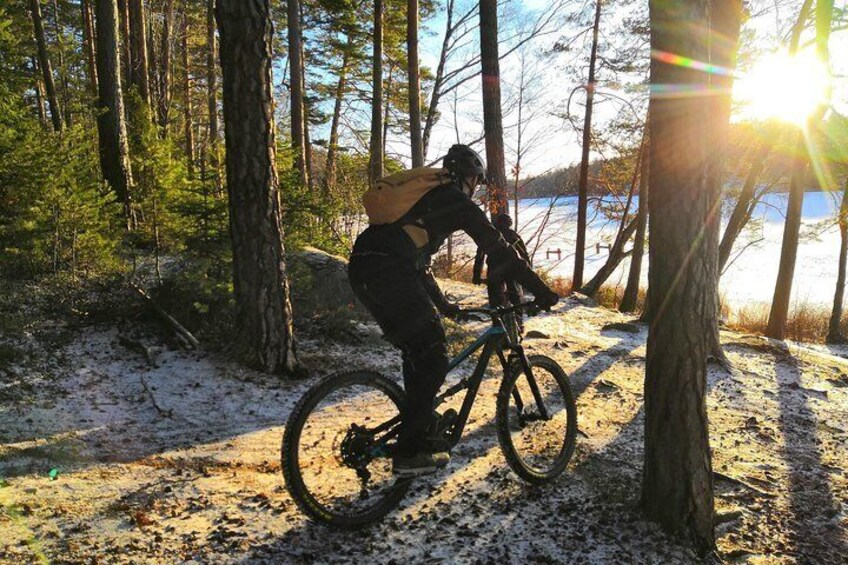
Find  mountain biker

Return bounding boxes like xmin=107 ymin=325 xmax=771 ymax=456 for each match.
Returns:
xmin=347 ymin=144 xmax=559 ymax=477
xmin=473 ymin=212 xmax=531 ymax=309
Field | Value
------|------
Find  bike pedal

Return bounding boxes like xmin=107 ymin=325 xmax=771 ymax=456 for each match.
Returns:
xmin=435 ymin=408 xmax=458 ymax=438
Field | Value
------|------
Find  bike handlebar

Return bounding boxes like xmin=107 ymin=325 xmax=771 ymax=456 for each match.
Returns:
xmin=456 ymin=301 xmax=539 ymax=320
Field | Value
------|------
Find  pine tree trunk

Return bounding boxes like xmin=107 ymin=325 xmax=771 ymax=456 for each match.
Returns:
xmin=50 ymin=0 xmax=72 ymax=127
xmin=32 ymin=56 xmax=49 ymax=127
xmin=157 ymin=0 xmax=175 ymax=133
xmin=299 ymin=33 xmax=314 ymax=191
xmin=82 ymin=0 xmax=99 ymax=96
xmin=765 ymin=0 xmax=817 ymax=340
xmin=479 ymin=0 xmax=507 ymax=217
xmin=513 ymin=56 xmax=526 ymax=228
xmin=828 ymin=178 xmax=848 ymax=343
xmin=324 ymin=43 xmax=350 ymax=193
xmin=117 ymin=0 xmax=131 ymax=86
xmin=382 ymin=62 xmax=393 ymax=159
xmin=147 ymin=15 xmax=159 ymax=112
xmin=767 ymin=144 xmax=806 ymax=339
xmin=287 ymin=0 xmax=308 ymax=187
xmin=95 ymin=0 xmax=135 ymax=229
xmin=620 ymin=143 xmax=649 ymax=313
xmin=303 ymin=96 xmax=315 ymax=191
xmin=29 ymin=0 xmax=63 ymax=132
xmin=718 ymin=139 xmax=774 ymax=272
xmin=642 ymin=0 xmax=716 ymax=554
xmin=127 ymin=0 xmax=150 ymax=101
xmin=573 ymin=0 xmax=602 ymax=290
xmin=407 ymin=0 xmax=423 ymax=167
xmin=703 ymin=0 xmax=742 ymax=361
xmin=215 ymin=0 xmax=301 ymax=376
xmin=368 ymin=0 xmax=384 ymax=184
xmin=206 ymin=0 xmax=219 ymax=178
xmin=182 ymin=5 xmax=194 ymax=177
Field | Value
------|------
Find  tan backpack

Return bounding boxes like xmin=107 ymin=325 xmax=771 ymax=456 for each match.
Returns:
xmin=363 ymin=167 xmax=451 ymax=225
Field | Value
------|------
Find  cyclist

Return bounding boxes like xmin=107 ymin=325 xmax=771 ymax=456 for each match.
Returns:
xmin=473 ymin=212 xmax=531 ymax=309
xmin=348 ymin=144 xmax=559 ymax=477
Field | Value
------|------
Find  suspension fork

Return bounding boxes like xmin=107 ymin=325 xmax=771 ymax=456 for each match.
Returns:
xmin=496 ymin=348 xmax=524 ymax=414
xmin=499 ymin=345 xmax=550 ymax=420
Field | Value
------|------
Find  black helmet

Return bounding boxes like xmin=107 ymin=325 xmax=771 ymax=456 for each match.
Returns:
xmin=494 ymin=213 xmax=513 ymax=230
xmin=443 ymin=144 xmax=486 ymax=186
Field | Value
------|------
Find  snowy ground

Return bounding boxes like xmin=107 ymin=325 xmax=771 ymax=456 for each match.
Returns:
xmin=1 ymin=280 xmax=847 ymax=564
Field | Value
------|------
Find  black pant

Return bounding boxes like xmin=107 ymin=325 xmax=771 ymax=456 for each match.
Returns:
xmin=486 ymin=278 xmax=523 ymax=308
xmin=487 ymin=279 xmax=525 ymax=333
xmin=348 ymin=254 xmax=448 ymax=455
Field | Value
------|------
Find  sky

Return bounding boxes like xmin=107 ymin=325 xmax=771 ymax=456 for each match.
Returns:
xmin=409 ymin=0 xmax=848 ymax=177
xmin=414 ymin=0 xmax=593 ymax=175
xmin=292 ymin=0 xmax=847 ymax=179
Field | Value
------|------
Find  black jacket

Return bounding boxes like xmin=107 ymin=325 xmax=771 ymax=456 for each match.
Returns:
xmin=473 ymin=226 xmax=531 ymax=284
xmin=351 ymin=183 xmax=549 ymax=307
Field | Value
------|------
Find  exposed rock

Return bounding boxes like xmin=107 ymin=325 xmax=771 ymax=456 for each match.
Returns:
xmin=570 ymin=293 xmax=598 ymax=307
xmin=525 ymin=330 xmax=551 ymax=339
xmin=716 ymin=510 xmax=744 ymax=526
xmin=601 ymin=322 xmax=642 ymax=334
xmin=288 ymin=247 xmax=370 ymax=320
xmin=594 ymin=379 xmax=621 ymax=393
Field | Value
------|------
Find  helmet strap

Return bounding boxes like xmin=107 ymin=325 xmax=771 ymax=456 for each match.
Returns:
xmin=463 ymin=177 xmax=477 ymax=197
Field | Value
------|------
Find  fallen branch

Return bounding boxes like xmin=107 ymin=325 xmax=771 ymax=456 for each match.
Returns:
xmin=713 ymin=471 xmax=776 ymax=498
xmin=139 ymin=374 xmax=172 ymax=418
xmin=130 ymin=283 xmax=200 ymax=349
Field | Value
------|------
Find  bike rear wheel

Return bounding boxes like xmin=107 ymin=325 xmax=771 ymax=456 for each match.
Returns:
xmin=496 ymin=355 xmax=577 ymax=483
xmin=282 ymin=371 xmax=411 ymax=527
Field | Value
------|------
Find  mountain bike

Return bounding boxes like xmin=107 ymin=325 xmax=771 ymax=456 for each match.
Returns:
xmin=281 ymin=302 xmax=577 ymax=527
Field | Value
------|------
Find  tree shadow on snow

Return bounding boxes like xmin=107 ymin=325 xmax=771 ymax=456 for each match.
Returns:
xmin=238 ymin=337 xmax=646 ymax=561
xmin=0 ymin=344 xmax=315 ymax=479
xmin=772 ymin=350 xmax=848 ymax=561
xmin=573 ymin=341 xmax=848 ymax=562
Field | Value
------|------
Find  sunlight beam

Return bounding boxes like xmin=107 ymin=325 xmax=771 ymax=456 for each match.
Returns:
xmin=651 ymin=49 xmax=734 ymax=76
xmin=733 ymin=51 xmax=830 ymax=126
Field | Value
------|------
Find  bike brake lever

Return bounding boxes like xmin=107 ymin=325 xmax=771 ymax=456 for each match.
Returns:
xmin=455 ymin=311 xmax=486 ymax=322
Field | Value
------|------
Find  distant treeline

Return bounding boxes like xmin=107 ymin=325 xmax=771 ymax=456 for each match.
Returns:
xmin=516 ymin=160 xmax=605 ymax=199
xmin=512 ymin=119 xmax=847 ymax=200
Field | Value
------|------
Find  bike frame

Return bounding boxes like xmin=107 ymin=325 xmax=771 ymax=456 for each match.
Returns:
xmin=437 ymin=315 xmax=550 ymax=446
xmin=367 ymin=304 xmax=550 ymax=453
xmin=437 ymin=324 xmax=514 ymax=446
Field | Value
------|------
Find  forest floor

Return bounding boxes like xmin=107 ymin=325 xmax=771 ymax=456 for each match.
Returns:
xmin=1 ymin=278 xmax=847 ymax=564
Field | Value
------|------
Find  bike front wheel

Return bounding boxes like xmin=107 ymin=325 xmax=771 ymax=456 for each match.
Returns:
xmin=496 ymin=355 xmax=577 ymax=484
xmin=282 ymin=371 xmax=411 ymax=527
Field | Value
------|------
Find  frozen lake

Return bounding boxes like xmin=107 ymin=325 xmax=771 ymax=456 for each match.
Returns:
xmin=452 ymin=191 xmax=842 ymax=309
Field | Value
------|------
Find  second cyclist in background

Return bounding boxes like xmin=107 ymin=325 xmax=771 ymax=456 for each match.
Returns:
xmin=473 ymin=213 xmax=532 ymax=332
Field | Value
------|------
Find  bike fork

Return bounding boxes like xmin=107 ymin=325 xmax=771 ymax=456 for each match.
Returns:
xmin=499 ymin=347 xmax=550 ymax=421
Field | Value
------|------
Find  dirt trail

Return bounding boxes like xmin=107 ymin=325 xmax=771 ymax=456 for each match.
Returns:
xmin=1 ymin=281 xmax=846 ymax=564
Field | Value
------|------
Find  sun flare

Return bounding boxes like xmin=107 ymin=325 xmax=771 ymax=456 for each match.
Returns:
xmin=733 ymin=51 xmax=830 ymax=126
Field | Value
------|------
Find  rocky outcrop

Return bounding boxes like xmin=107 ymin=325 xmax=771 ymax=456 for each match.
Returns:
xmin=288 ymin=247 xmax=370 ymax=320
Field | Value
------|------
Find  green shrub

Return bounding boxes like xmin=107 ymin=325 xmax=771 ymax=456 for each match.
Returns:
xmin=0 ymin=104 xmax=123 ymax=278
